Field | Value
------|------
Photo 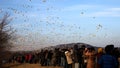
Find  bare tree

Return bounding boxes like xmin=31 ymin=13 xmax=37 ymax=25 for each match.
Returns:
xmin=0 ymin=14 xmax=15 ymax=66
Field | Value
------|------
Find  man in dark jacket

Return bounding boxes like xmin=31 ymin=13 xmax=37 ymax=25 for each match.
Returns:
xmin=98 ymin=45 xmax=118 ymax=68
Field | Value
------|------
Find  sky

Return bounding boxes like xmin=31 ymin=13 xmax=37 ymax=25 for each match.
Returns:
xmin=0 ymin=0 xmax=120 ymax=51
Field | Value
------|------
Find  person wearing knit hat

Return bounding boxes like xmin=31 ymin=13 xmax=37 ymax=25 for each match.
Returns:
xmin=96 ymin=48 xmax=104 ymax=68
xmin=98 ymin=48 xmax=104 ymax=54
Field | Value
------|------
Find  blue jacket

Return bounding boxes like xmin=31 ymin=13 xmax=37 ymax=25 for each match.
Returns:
xmin=98 ymin=54 xmax=118 ymax=68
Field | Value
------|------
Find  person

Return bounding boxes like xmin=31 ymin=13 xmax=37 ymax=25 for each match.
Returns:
xmin=47 ymin=50 xmax=53 ymax=66
xmin=73 ymin=44 xmax=79 ymax=68
xmin=40 ymin=50 xmax=45 ymax=66
xmin=96 ymin=48 xmax=104 ymax=68
xmin=78 ymin=48 xmax=83 ymax=68
xmin=85 ymin=47 xmax=96 ymax=68
xmin=98 ymin=45 xmax=118 ymax=68
xmin=65 ymin=50 xmax=73 ymax=68
xmin=82 ymin=47 xmax=88 ymax=68
xmin=60 ymin=49 xmax=65 ymax=67
xmin=73 ymin=44 xmax=79 ymax=63
xmin=112 ymin=48 xmax=120 ymax=68
xmin=51 ymin=49 xmax=57 ymax=66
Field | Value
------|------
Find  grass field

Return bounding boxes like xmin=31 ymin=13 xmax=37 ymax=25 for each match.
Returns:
xmin=3 ymin=63 xmax=63 ymax=68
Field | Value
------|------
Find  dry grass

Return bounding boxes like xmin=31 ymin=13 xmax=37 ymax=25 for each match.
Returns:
xmin=3 ymin=58 xmax=120 ymax=68
xmin=3 ymin=63 xmax=63 ymax=68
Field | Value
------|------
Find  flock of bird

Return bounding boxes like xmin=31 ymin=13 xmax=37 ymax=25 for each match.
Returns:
xmin=0 ymin=0 xmax=108 ymax=49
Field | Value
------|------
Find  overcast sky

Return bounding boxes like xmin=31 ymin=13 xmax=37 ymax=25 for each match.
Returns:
xmin=0 ymin=0 xmax=120 ymax=51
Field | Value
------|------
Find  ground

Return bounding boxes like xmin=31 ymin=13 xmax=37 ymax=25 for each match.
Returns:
xmin=3 ymin=63 xmax=63 ymax=68
xmin=2 ymin=58 xmax=120 ymax=68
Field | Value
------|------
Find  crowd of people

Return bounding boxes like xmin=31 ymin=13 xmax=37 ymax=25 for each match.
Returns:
xmin=8 ymin=44 xmax=120 ymax=68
